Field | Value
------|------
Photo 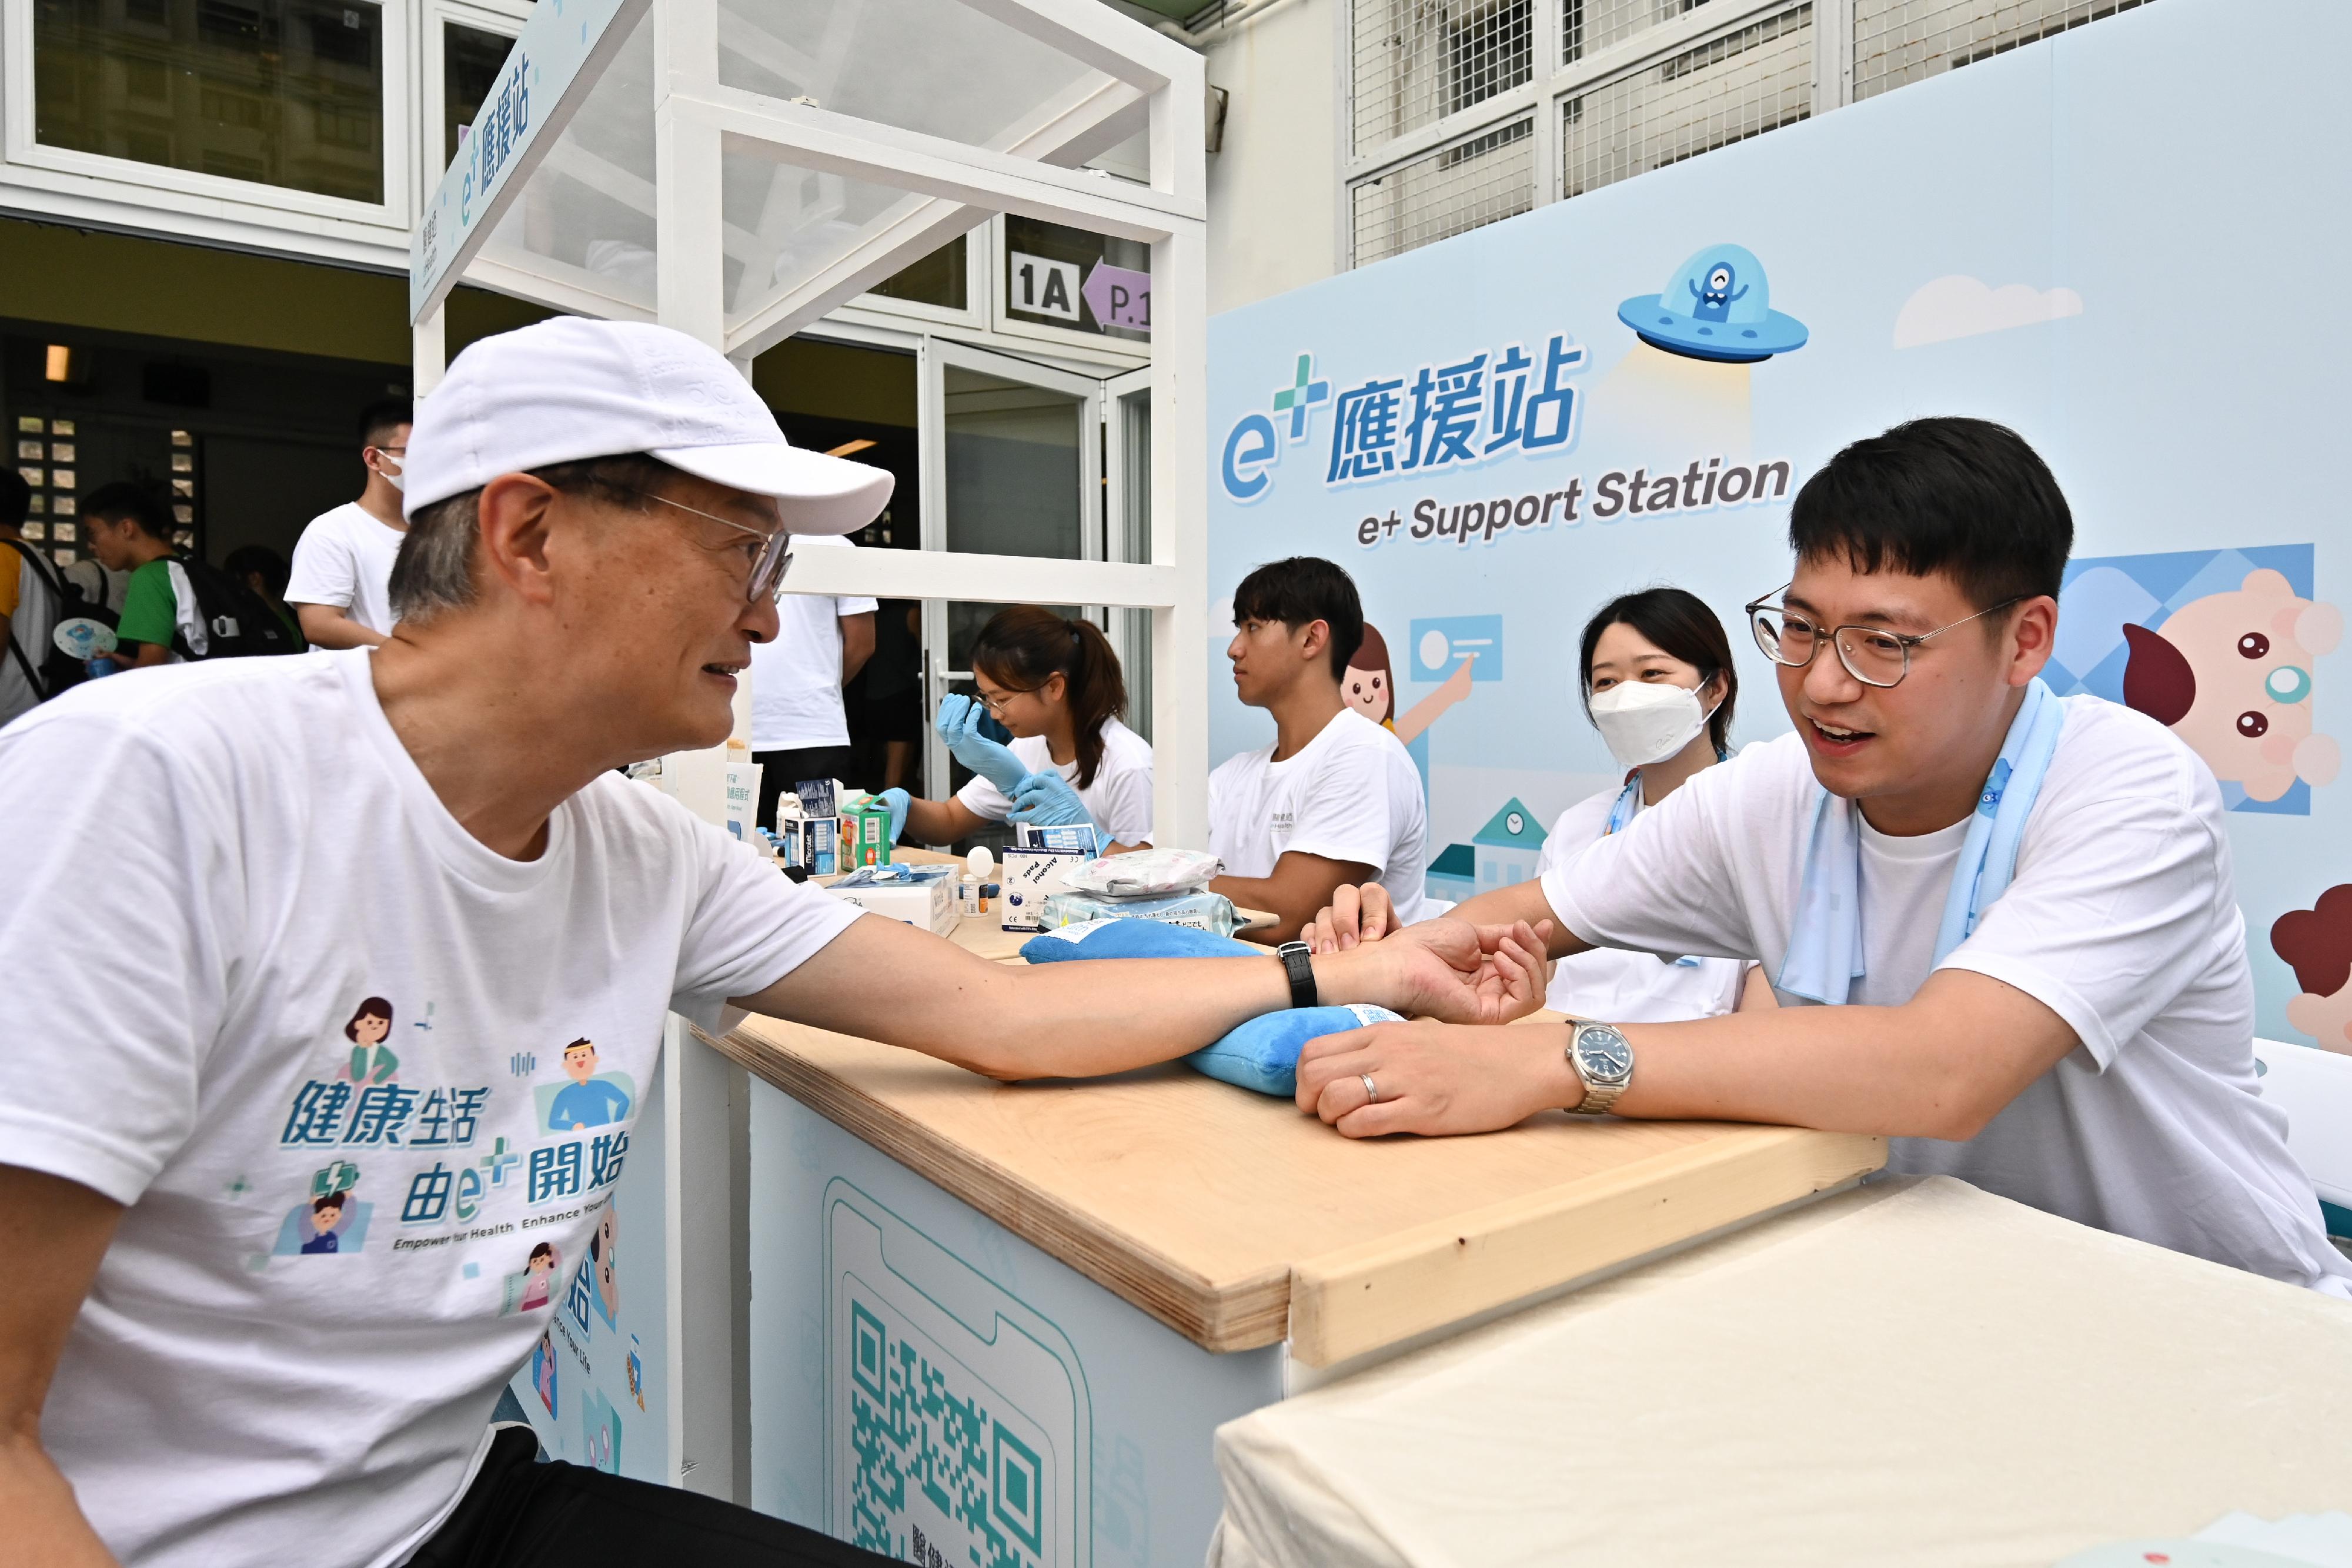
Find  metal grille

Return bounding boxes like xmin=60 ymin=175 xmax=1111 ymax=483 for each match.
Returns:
xmin=1565 ymin=0 xmax=1721 ymax=67
xmin=1351 ymin=0 xmax=1534 ymax=155
xmin=1562 ymin=4 xmax=1810 ymax=199
xmin=1853 ymin=0 xmax=2150 ymax=100
xmin=1352 ymin=115 xmax=1534 ymax=265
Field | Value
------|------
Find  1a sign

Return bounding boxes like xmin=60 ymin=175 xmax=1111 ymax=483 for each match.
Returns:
xmin=1007 ymin=252 xmax=1082 ymax=323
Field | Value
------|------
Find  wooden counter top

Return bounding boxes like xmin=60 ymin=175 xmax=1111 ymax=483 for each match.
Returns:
xmin=710 ymin=969 xmax=1884 ymax=1363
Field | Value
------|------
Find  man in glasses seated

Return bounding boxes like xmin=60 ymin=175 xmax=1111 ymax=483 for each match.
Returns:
xmin=1295 ymin=416 xmax=2351 ymax=1299
xmin=0 ymin=318 xmax=1549 ymax=1568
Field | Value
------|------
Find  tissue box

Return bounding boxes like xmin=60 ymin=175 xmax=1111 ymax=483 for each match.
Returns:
xmin=821 ymin=864 xmax=957 ymax=935
xmin=840 ymin=798 xmax=893 ymax=868
xmin=1000 ymin=847 xmax=1088 ymax=932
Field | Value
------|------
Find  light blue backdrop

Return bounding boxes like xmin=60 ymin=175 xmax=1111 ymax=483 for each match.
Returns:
xmin=1205 ymin=0 xmax=2350 ymax=1047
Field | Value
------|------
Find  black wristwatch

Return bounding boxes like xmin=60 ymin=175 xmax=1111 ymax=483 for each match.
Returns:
xmin=1276 ymin=940 xmax=1319 ymax=1009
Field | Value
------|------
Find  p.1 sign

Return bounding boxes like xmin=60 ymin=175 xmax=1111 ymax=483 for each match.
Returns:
xmin=1082 ymin=262 xmax=1151 ymax=333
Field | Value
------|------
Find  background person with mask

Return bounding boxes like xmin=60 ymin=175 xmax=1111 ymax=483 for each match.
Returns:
xmin=286 ymin=397 xmax=412 ymax=649
xmin=1535 ymin=587 xmax=1774 ymax=1019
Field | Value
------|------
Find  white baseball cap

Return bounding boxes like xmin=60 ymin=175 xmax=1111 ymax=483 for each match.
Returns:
xmin=402 ymin=316 xmax=893 ymax=534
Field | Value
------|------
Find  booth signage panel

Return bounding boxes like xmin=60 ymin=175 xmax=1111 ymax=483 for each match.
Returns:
xmin=410 ymin=0 xmax=650 ymax=320
xmin=1205 ymin=0 xmax=2352 ymax=1048
xmin=747 ymin=1082 xmax=1284 ymax=1567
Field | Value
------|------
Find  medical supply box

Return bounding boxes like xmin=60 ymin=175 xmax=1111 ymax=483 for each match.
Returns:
xmin=1000 ymin=847 xmax=1088 ymax=933
xmin=821 ymin=863 xmax=958 ymax=935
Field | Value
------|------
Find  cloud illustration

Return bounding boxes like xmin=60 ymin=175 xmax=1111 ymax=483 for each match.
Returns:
xmin=1893 ymin=276 xmax=2084 ymax=349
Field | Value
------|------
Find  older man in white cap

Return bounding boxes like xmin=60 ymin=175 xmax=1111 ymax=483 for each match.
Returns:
xmin=0 ymin=319 xmax=1547 ymax=1568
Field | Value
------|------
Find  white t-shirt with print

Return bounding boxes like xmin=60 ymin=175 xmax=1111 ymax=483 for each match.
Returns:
xmin=749 ymin=535 xmax=878 ymax=751
xmin=1535 ymin=785 xmax=1749 ymax=1022
xmin=1540 ymin=695 xmax=2352 ymax=1296
xmin=1209 ymin=708 xmax=1429 ymax=924
xmin=956 ymin=716 xmax=1155 ymax=845
xmin=286 ymin=501 xmax=405 ymax=634
xmin=0 ymin=649 xmax=864 ymax=1568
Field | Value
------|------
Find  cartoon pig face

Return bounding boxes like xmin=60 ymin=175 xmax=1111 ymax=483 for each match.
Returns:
xmin=2122 ymin=569 xmax=2341 ymax=802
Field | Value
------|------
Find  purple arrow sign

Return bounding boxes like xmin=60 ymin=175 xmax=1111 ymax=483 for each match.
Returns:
xmin=1081 ymin=262 xmax=1152 ymax=333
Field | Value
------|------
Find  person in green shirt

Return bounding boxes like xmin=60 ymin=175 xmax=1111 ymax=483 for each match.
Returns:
xmin=83 ymin=484 xmax=182 ymax=669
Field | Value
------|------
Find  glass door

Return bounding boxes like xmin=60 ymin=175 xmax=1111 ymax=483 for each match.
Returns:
xmin=916 ymin=339 xmax=1103 ymax=827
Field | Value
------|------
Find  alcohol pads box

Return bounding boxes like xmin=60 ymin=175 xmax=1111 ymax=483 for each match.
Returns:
xmin=786 ymin=815 xmax=840 ymax=877
xmin=999 ymin=847 xmax=1088 ymax=933
xmin=841 ymin=798 xmax=893 ymax=868
xmin=823 ymin=864 xmax=957 ymax=935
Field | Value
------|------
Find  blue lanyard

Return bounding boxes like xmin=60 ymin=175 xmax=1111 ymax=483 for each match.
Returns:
xmin=1602 ymin=773 xmax=1643 ymax=837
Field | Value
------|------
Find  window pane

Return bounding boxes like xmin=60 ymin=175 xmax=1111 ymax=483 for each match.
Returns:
xmin=34 ymin=0 xmax=384 ymax=204
xmin=1352 ymin=0 xmax=1534 ymax=156
xmin=1852 ymin=0 xmax=2150 ymax=101
xmin=1562 ymin=4 xmax=1810 ymax=202
xmin=866 ymin=235 xmax=968 ymax=310
xmin=1351 ymin=116 xmax=1532 ymax=266
xmin=443 ymin=21 xmax=513 ymax=174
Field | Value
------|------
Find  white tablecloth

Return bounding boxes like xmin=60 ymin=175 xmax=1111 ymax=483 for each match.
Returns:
xmin=1211 ymin=1177 xmax=2352 ymax=1568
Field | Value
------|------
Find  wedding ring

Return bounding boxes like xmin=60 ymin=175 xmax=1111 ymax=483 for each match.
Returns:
xmin=1361 ymin=1073 xmax=1380 ymax=1104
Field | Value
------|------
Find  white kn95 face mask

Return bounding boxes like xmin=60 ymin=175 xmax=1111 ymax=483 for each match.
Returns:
xmin=1587 ymin=677 xmax=1718 ymax=770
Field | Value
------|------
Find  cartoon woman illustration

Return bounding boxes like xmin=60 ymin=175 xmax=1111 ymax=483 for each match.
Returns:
xmin=1345 ymin=623 xmax=1476 ymax=745
xmin=519 ymin=1242 xmax=559 ymax=1310
xmin=343 ymin=997 xmax=398 ymax=1085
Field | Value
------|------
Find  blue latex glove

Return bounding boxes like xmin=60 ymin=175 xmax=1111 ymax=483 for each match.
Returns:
xmin=934 ymin=694 xmax=1029 ymax=795
xmin=877 ymin=787 xmax=911 ymax=843
xmin=1005 ymin=769 xmax=1094 ymax=828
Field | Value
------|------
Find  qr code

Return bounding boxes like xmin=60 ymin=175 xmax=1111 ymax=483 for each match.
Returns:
xmin=847 ymin=1293 xmax=1048 ymax=1567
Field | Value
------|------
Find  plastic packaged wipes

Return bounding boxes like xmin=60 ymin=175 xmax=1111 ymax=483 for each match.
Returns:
xmin=1040 ymin=889 xmax=1239 ymax=936
xmin=1063 ymin=848 xmax=1223 ymax=899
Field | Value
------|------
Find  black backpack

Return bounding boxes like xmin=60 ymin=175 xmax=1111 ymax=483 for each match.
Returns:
xmin=1 ymin=536 xmax=112 ymax=702
xmin=167 ymin=552 xmax=302 ymax=661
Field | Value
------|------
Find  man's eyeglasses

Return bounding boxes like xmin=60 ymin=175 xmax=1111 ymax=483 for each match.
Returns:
xmin=1745 ymin=585 xmax=2022 ymax=689
xmin=610 ymin=485 xmax=796 ymax=602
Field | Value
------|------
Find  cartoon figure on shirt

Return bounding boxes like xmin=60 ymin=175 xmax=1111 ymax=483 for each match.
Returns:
xmin=2273 ymin=883 xmax=2352 ymax=1056
xmin=1346 ymin=623 xmax=1476 ymax=745
xmin=342 ymin=996 xmax=399 ymax=1085
xmin=271 ymin=1159 xmax=373 ymax=1256
xmin=539 ymin=1038 xmax=634 ymax=1134
xmin=521 ymin=1243 xmax=558 ymax=1309
xmin=2122 ymin=569 xmax=2341 ymax=804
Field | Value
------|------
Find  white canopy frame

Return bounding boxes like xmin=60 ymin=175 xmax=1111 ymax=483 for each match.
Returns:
xmin=408 ymin=0 xmax=1210 ymax=854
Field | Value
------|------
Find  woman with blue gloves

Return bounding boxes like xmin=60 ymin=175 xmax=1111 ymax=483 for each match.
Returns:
xmin=1536 ymin=587 xmax=1775 ymax=1019
xmin=881 ymin=606 xmax=1155 ymax=850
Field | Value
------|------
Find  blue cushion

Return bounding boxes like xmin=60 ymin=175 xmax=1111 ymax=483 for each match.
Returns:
xmin=1019 ymin=919 xmax=1257 ymax=962
xmin=1183 ymin=1003 xmax=1403 ymax=1096
xmin=1018 ymin=920 xmax=1399 ymax=1096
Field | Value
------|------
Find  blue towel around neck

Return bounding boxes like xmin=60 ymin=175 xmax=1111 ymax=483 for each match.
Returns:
xmin=1776 ymin=677 xmax=2066 ymax=1006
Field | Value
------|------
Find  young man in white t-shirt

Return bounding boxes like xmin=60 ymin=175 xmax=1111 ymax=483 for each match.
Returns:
xmin=285 ymin=397 xmax=412 ymax=648
xmin=0 ymin=319 xmax=1548 ymax=1568
xmin=747 ymin=532 xmax=875 ymax=830
xmin=1207 ymin=556 xmax=1429 ymax=944
xmin=1294 ymin=418 xmax=2351 ymax=1298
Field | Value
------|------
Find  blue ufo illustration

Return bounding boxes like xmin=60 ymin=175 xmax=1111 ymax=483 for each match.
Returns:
xmin=1617 ymin=243 xmax=1808 ymax=363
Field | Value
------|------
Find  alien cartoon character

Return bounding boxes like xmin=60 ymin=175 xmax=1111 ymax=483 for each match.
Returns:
xmin=2121 ymin=567 xmax=2341 ymax=804
xmin=1688 ymin=262 xmax=1748 ymax=322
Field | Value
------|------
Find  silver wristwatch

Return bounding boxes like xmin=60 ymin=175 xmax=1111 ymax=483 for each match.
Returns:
xmin=1565 ymin=1021 xmax=1634 ymax=1115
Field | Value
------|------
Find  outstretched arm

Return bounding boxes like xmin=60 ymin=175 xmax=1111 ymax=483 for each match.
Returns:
xmin=1292 ymin=967 xmax=2073 ymax=1141
xmin=0 ymin=1165 xmax=125 ymax=1568
xmin=730 ymin=909 xmax=1551 ymax=1081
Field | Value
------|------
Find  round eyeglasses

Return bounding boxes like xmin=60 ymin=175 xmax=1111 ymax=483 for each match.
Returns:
xmin=613 ymin=486 xmax=796 ymax=602
xmin=1745 ymin=586 xmax=2022 ymax=689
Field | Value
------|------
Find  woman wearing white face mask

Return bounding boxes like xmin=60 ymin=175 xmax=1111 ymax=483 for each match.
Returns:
xmin=1535 ymin=587 xmax=1777 ymax=1018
